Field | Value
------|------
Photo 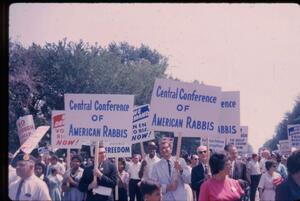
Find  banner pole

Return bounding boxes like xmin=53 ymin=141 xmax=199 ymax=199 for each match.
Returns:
xmin=115 ymin=157 xmax=119 ymax=201
xmin=93 ymin=141 xmax=100 ymax=186
xmin=66 ymin=148 xmax=71 ymax=170
xmin=140 ymin=142 xmax=145 ymax=159
xmin=176 ymin=133 xmax=182 ymax=160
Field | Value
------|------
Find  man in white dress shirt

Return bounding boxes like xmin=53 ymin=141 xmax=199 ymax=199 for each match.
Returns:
xmin=9 ymin=152 xmax=51 ymax=201
xmin=128 ymin=154 xmax=142 ymax=201
xmin=151 ymin=139 xmax=190 ymax=201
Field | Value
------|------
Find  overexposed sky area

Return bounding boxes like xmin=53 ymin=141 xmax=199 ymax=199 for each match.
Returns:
xmin=9 ymin=3 xmax=300 ymax=152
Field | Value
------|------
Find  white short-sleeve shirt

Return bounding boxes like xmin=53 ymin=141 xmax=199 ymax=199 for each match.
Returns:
xmin=9 ymin=174 xmax=51 ymax=201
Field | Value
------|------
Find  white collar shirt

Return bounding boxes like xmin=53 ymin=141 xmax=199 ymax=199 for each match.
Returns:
xmin=9 ymin=174 xmax=51 ymax=201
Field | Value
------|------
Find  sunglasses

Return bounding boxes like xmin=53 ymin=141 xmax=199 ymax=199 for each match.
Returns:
xmin=198 ymin=151 xmax=207 ymax=154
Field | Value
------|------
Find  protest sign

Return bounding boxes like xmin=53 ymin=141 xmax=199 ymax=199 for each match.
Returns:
xmin=38 ymin=146 xmax=49 ymax=155
xmin=218 ymin=91 xmax=240 ymax=138
xmin=279 ymin=140 xmax=290 ymax=155
xmin=20 ymin=126 xmax=50 ymax=154
xmin=234 ymin=126 xmax=248 ymax=154
xmin=132 ymin=104 xmax=153 ymax=143
xmin=201 ymin=137 xmax=225 ymax=152
xmin=103 ymin=141 xmax=131 ymax=158
xmin=149 ymin=79 xmax=221 ymax=138
xmin=51 ymin=110 xmax=82 ymax=149
xmin=16 ymin=115 xmax=35 ymax=145
xmin=64 ymin=94 xmax=134 ymax=142
xmin=287 ymin=124 xmax=300 ymax=149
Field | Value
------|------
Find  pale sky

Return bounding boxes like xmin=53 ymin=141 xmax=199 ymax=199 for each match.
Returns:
xmin=9 ymin=3 xmax=300 ymax=152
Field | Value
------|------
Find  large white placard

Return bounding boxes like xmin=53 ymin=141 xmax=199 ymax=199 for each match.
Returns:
xmin=20 ymin=126 xmax=50 ymax=154
xmin=16 ymin=115 xmax=36 ymax=145
xmin=279 ymin=140 xmax=290 ymax=155
xmin=104 ymin=141 xmax=132 ymax=158
xmin=51 ymin=110 xmax=82 ymax=149
xmin=287 ymin=124 xmax=300 ymax=149
xmin=132 ymin=104 xmax=154 ymax=143
xmin=149 ymin=79 xmax=221 ymax=138
xmin=65 ymin=94 xmax=134 ymax=142
xmin=218 ymin=91 xmax=240 ymax=138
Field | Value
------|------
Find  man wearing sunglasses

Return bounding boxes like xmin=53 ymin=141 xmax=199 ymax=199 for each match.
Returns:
xmin=191 ymin=145 xmax=211 ymax=201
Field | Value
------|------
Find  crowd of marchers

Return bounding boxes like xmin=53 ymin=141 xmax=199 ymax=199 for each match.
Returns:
xmin=8 ymin=140 xmax=300 ymax=201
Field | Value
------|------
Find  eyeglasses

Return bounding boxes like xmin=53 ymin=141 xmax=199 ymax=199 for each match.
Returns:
xmin=198 ymin=151 xmax=207 ymax=154
xmin=192 ymin=158 xmax=198 ymax=160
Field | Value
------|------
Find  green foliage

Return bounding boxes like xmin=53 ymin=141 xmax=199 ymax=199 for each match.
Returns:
xmin=263 ymin=96 xmax=300 ymax=151
xmin=9 ymin=39 xmax=168 ymax=152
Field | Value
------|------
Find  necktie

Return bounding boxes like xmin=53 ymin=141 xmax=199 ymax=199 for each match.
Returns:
xmin=167 ymin=160 xmax=171 ymax=177
xmin=15 ymin=179 xmax=24 ymax=200
xmin=204 ymin=164 xmax=208 ymax=175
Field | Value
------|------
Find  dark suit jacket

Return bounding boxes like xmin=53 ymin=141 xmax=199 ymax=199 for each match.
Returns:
xmin=275 ymin=176 xmax=300 ymax=201
xmin=191 ymin=163 xmax=205 ymax=201
xmin=78 ymin=158 xmax=118 ymax=201
xmin=231 ymin=160 xmax=249 ymax=189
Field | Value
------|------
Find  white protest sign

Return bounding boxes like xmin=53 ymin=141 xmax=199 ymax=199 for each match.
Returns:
xmin=103 ymin=141 xmax=132 ymax=158
xmin=279 ymin=140 xmax=290 ymax=155
xmin=20 ymin=126 xmax=50 ymax=154
xmin=132 ymin=104 xmax=154 ymax=143
xmin=218 ymin=91 xmax=240 ymax=138
xmin=149 ymin=79 xmax=221 ymax=138
xmin=51 ymin=110 xmax=81 ymax=149
xmin=232 ymin=126 xmax=248 ymax=154
xmin=287 ymin=124 xmax=300 ymax=149
xmin=201 ymin=137 xmax=225 ymax=152
xmin=65 ymin=94 xmax=134 ymax=142
xmin=16 ymin=115 xmax=36 ymax=145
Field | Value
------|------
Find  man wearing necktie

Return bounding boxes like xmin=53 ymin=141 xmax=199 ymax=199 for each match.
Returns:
xmin=9 ymin=151 xmax=51 ymax=201
xmin=78 ymin=145 xmax=118 ymax=201
xmin=191 ymin=145 xmax=211 ymax=201
xmin=225 ymin=144 xmax=249 ymax=200
xmin=151 ymin=139 xmax=190 ymax=201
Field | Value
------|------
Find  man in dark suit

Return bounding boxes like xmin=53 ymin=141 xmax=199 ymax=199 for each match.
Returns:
xmin=79 ymin=145 xmax=118 ymax=201
xmin=225 ymin=144 xmax=249 ymax=200
xmin=276 ymin=150 xmax=300 ymax=201
xmin=191 ymin=145 xmax=210 ymax=201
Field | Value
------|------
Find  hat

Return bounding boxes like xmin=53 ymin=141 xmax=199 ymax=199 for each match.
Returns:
xmin=11 ymin=151 xmax=36 ymax=167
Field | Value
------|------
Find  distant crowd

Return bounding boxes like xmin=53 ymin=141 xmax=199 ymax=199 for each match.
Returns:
xmin=8 ymin=140 xmax=300 ymax=201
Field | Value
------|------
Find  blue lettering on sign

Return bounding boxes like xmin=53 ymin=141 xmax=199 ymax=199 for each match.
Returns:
xmin=218 ymin=125 xmax=237 ymax=134
xmin=221 ymin=101 xmax=236 ymax=108
xmin=68 ymin=124 xmax=101 ymax=136
xmin=106 ymin=146 xmax=130 ymax=153
xmin=69 ymin=100 xmax=92 ymax=110
xmin=151 ymin=114 xmax=183 ymax=128
xmin=155 ymin=86 xmax=217 ymax=104
xmin=185 ymin=116 xmax=214 ymax=131
xmin=102 ymin=125 xmax=128 ymax=138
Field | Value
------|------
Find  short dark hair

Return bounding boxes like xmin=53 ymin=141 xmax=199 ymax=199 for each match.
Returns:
xmin=209 ymin=153 xmax=230 ymax=175
xmin=252 ymin=153 xmax=258 ymax=159
xmin=265 ymin=160 xmax=276 ymax=171
xmin=224 ymin=143 xmax=235 ymax=152
xmin=35 ymin=162 xmax=45 ymax=172
xmin=118 ymin=158 xmax=126 ymax=167
xmin=71 ymin=155 xmax=82 ymax=163
xmin=140 ymin=180 xmax=160 ymax=198
xmin=287 ymin=150 xmax=300 ymax=175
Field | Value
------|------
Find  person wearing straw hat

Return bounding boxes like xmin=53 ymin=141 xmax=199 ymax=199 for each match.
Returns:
xmin=9 ymin=151 xmax=51 ymax=201
xmin=78 ymin=144 xmax=118 ymax=201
